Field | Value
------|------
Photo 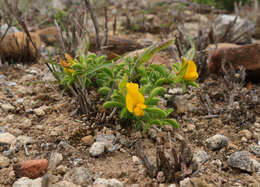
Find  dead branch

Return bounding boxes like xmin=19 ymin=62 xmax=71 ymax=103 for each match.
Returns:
xmin=84 ymin=0 xmax=101 ymax=50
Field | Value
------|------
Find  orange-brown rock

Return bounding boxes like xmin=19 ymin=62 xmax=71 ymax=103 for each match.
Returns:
xmin=208 ymin=43 xmax=260 ymax=82
xmin=0 ymin=31 xmax=41 ymax=63
xmin=89 ymin=36 xmax=144 ymax=59
xmin=13 ymin=159 xmax=48 ymax=179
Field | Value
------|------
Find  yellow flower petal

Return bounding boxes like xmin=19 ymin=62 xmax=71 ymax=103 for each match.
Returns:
xmin=126 ymin=82 xmax=146 ymax=116
xmin=126 ymin=94 xmax=134 ymax=112
xmin=184 ymin=60 xmax=198 ymax=81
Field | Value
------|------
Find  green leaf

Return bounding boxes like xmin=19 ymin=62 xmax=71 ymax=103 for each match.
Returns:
xmin=154 ymin=78 xmax=170 ymax=86
xmin=98 ymin=87 xmax=111 ymax=96
xmin=103 ymin=101 xmax=124 ymax=109
xmin=102 ymin=67 xmax=114 ymax=78
xmin=83 ymin=63 xmax=113 ymax=77
xmin=146 ymin=87 xmax=165 ymax=104
xmin=147 ymin=97 xmax=160 ymax=105
xmin=142 ymin=122 xmax=152 ymax=133
xmin=161 ymin=119 xmax=179 ymax=128
xmin=119 ymin=74 xmax=128 ymax=95
xmin=188 ymin=81 xmax=199 ymax=88
xmin=120 ymin=107 xmax=128 ymax=119
xmin=145 ymin=107 xmax=167 ymax=118
xmin=95 ymin=56 xmax=107 ymax=64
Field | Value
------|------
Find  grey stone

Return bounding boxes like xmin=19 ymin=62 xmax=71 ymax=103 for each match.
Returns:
xmin=227 ymin=151 xmax=253 ymax=172
xmin=206 ymin=134 xmax=228 ymax=150
xmin=64 ymin=167 xmax=93 ymax=186
xmin=12 ymin=177 xmax=42 ymax=187
xmin=93 ymin=178 xmax=124 ymax=187
xmin=193 ymin=150 xmax=209 ymax=166
xmin=213 ymin=15 xmax=255 ymax=44
xmin=96 ymin=134 xmax=116 ymax=144
xmin=249 ymin=144 xmax=260 ymax=156
xmin=89 ymin=142 xmax=106 ymax=156
xmin=1 ymin=103 xmax=15 ymax=112
xmin=0 ymin=132 xmax=16 ymax=144
xmin=0 ymin=156 xmax=10 ymax=168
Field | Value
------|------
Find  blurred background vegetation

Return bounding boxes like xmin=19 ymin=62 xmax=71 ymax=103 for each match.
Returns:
xmin=192 ymin=0 xmax=260 ymax=11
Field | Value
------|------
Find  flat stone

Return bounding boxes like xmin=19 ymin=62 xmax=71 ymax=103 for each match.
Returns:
xmin=12 ymin=177 xmax=42 ymax=187
xmin=64 ymin=167 xmax=93 ymax=186
xmin=93 ymin=178 xmax=124 ymax=187
xmin=227 ymin=151 xmax=253 ymax=172
xmin=0 ymin=156 xmax=10 ymax=168
xmin=206 ymin=134 xmax=228 ymax=150
xmin=1 ymin=103 xmax=15 ymax=112
xmin=0 ymin=132 xmax=16 ymax=144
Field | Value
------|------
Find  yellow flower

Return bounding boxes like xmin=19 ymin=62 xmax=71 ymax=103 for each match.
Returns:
xmin=60 ymin=53 xmax=75 ymax=74
xmin=183 ymin=58 xmax=198 ymax=81
xmin=126 ymin=82 xmax=146 ymax=116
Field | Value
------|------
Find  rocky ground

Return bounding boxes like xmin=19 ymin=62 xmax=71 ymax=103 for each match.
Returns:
xmin=0 ymin=0 xmax=260 ymax=187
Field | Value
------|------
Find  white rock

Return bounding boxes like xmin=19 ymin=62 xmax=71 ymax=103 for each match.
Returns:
xmin=93 ymin=178 xmax=124 ymax=187
xmin=0 ymin=132 xmax=16 ymax=144
xmin=12 ymin=177 xmax=42 ymax=187
xmin=89 ymin=142 xmax=106 ymax=157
